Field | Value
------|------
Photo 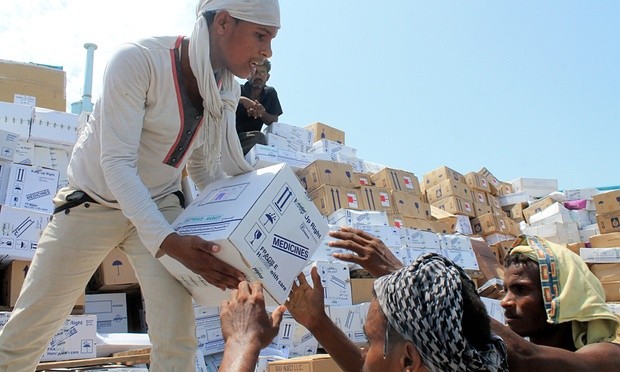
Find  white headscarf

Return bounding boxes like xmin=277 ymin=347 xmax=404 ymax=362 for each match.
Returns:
xmin=189 ymin=0 xmax=280 ymax=178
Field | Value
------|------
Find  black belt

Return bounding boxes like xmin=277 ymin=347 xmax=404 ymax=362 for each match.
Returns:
xmin=54 ymin=190 xmax=185 ymax=214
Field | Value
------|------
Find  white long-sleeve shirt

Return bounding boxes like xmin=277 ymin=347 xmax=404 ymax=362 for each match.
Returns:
xmin=67 ymin=36 xmax=212 ymax=255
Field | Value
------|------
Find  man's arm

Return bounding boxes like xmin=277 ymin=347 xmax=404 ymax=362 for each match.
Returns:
xmin=491 ymin=318 xmax=620 ymax=372
xmin=286 ymin=268 xmax=364 ymax=372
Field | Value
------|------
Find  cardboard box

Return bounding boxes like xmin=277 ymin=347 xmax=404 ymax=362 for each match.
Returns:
xmin=91 ymin=247 xmax=139 ymax=291
xmin=350 ymin=278 xmax=375 ymax=305
xmin=431 ymin=196 xmax=475 ymax=218
xmin=521 ymin=222 xmax=580 ymax=245
xmin=389 ymin=190 xmax=430 ymax=219
xmin=498 ymin=191 xmax=530 ymax=208
xmin=297 ymin=160 xmax=357 ymax=192
xmin=245 ymin=144 xmax=319 ymax=172
xmin=333 ymin=153 xmax=364 ymax=173
xmin=0 ymin=162 xmax=59 ymax=214
xmin=400 ymin=228 xmax=441 ymax=249
xmin=471 ymin=189 xmax=488 ymax=206
xmin=1 ymin=260 xmax=84 ymax=309
xmin=589 ymin=263 xmax=620 ymax=282
xmin=596 ymin=211 xmax=620 ymax=234
xmin=398 ymin=217 xmax=431 ymax=231
xmin=193 ymin=304 xmax=224 ymax=356
xmin=268 ymin=354 xmax=341 ymax=372
xmin=308 ymin=139 xmax=357 ymax=159
xmin=30 ymin=108 xmax=79 ymax=147
xmin=0 ymin=129 xmax=20 ymax=162
xmin=497 ymin=181 xmax=513 ymax=196
xmin=351 ymin=223 xmax=402 ymax=248
xmin=473 ymin=201 xmax=493 ymax=218
xmin=266 ymin=132 xmax=308 ymax=153
xmin=464 ymin=171 xmax=491 ymax=193
xmin=327 ymin=302 xmax=369 ymax=345
xmin=601 ymin=281 xmax=620 ymax=302
xmin=563 ymin=188 xmax=600 ymax=201
xmin=304 ymin=122 xmax=345 ymax=144
xmin=358 ymin=186 xmax=393 ymax=213
xmin=529 ymin=202 xmax=573 ymax=227
xmin=472 ymin=239 xmax=504 ymax=285
xmin=590 ymin=232 xmax=620 ymax=248
xmin=370 ymin=168 xmax=421 ymax=195
xmin=308 ymin=185 xmax=361 ymax=215
xmin=0 ymin=60 xmax=66 ymax=111
xmin=386 ymin=212 xmax=405 ymax=228
xmin=160 ymin=163 xmax=328 ymax=305
xmin=265 ymin=122 xmax=313 ymax=146
xmin=511 ymin=177 xmax=558 ymax=198
xmin=477 ymin=167 xmax=502 ymax=196
xmin=327 ymin=209 xmax=389 ymax=227
xmin=0 ymin=101 xmax=33 ymax=139
xmin=580 ymin=248 xmax=620 ymax=263
xmin=522 ymin=197 xmax=556 ymax=224
xmin=270 ymin=315 xmax=318 ymax=358
xmin=425 ymin=179 xmax=473 ymax=204
xmin=304 ymin=261 xmax=351 ymax=306
xmin=0 ymin=312 xmax=97 ymax=362
xmin=422 ymin=165 xmax=466 ymax=190
xmin=84 ymin=293 xmax=128 ymax=333
xmin=0 ymin=205 xmax=51 ymax=265
xmin=507 ymin=202 xmax=526 ymax=222
xmin=592 ymin=190 xmax=620 ymax=215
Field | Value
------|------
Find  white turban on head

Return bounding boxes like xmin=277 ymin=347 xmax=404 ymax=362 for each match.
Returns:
xmin=187 ymin=0 xmax=280 ymax=187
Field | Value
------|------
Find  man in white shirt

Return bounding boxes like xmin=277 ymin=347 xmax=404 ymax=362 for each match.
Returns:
xmin=0 ymin=1 xmax=280 ymax=371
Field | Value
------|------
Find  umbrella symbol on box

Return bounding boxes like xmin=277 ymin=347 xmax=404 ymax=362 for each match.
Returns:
xmin=345 ymin=171 xmax=351 ymax=182
xmin=324 ymin=169 xmax=332 ymax=181
xmin=112 ymin=260 xmax=123 ymax=275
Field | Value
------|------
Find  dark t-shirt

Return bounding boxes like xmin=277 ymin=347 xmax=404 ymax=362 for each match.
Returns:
xmin=235 ymin=81 xmax=283 ymax=134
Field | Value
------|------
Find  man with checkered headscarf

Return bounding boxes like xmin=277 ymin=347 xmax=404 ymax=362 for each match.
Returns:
xmin=286 ymin=251 xmax=508 ymax=371
xmin=0 ymin=1 xmax=279 ymax=370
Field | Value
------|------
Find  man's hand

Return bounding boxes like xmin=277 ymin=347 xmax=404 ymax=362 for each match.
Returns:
xmin=246 ymin=100 xmax=265 ymax=119
xmin=158 ymin=233 xmax=246 ymax=290
xmin=220 ymin=281 xmax=285 ymax=349
xmin=329 ymin=226 xmax=404 ymax=277
xmin=285 ymin=267 xmax=329 ymax=331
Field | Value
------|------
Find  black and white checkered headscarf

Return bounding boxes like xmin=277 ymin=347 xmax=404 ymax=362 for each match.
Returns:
xmin=374 ymin=253 xmax=508 ymax=372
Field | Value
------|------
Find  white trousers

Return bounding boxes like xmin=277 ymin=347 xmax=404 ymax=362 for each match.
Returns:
xmin=0 ymin=188 xmax=197 ymax=371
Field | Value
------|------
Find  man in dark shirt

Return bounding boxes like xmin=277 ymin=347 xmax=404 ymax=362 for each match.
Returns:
xmin=235 ymin=59 xmax=283 ymax=154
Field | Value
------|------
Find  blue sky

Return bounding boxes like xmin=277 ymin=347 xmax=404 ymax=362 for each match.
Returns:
xmin=2 ymin=1 xmax=618 ymax=190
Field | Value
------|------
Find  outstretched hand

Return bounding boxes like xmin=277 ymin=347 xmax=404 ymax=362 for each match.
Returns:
xmin=220 ymin=281 xmax=285 ymax=350
xmin=285 ymin=267 xmax=328 ymax=331
xmin=157 ymin=233 xmax=246 ymax=290
xmin=329 ymin=226 xmax=403 ymax=277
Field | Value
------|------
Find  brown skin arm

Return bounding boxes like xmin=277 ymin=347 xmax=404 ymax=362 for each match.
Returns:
xmin=286 ymin=268 xmax=364 ymax=372
xmin=219 ymin=281 xmax=285 ymax=372
xmin=491 ymin=318 xmax=620 ymax=372
xmin=329 ymin=226 xmax=404 ymax=277
xmin=158 ymin=233 xmax=246 ymax=290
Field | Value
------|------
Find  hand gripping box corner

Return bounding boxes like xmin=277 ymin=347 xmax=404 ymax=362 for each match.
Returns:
xmin=160 ymin=163 xmax=329 ymax=305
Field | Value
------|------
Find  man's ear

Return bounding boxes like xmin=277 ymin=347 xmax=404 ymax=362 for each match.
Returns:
xmin=265 ymin=73 xmax=271 ymax=82
xmin=213 ymin=10 xmax=233 ymax=35
xmin=402 ymin=342 xmax=424 ymax=371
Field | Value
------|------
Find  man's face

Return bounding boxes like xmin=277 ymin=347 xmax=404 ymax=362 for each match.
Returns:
xmin=214 ymin=12 xmax=277 ymax=79
xmin=361 ymin=299 xmax=404 ymax=372
xmin=249 ymin=65 xmax=269 ymax=88
xmin=501 ymin=262 xmax=551 ymax=338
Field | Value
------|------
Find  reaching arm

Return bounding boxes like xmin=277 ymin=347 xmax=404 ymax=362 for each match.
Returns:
xmin=286 ymin=268 xmax=364 ymax=372
xmin=329 ymin=226 xmax=404 ymax=277
xmin=490 ymin=318 xmax=620 ymax=372
xmin=219 ymin=281 xmax=285 ymax=372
